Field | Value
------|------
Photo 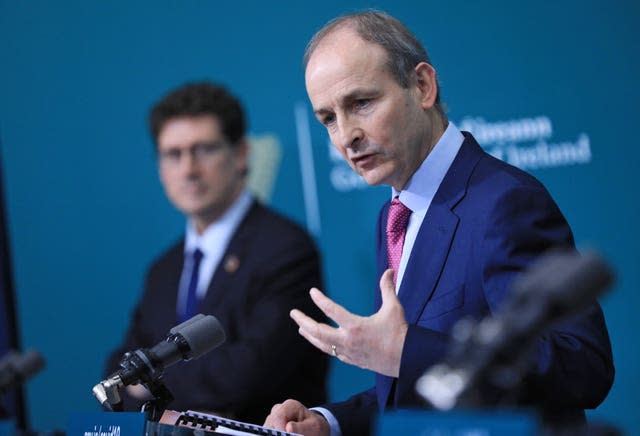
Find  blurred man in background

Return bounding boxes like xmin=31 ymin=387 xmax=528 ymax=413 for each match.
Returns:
xmin=106 ymin=81 xmax=328 ymax=424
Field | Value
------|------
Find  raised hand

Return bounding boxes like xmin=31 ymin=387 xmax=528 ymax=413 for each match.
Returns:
xmin=291 ymin=269 xmax=408 ymax=377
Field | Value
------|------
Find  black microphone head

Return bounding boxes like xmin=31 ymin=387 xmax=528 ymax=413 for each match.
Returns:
xmin=509 ymin=249 xmax=615 ymax=315
xmin=417 ymin=248 xmax=615 ymax=411
xmin=171 ymin=313 xmax=205 ymax=332
xmin=14 ymin=350 xmax=46 ymax=379
xmin=0 ymin=349 xmax=45 ymax=391
xmin=171 ymin=314 xmax=226 ymax=359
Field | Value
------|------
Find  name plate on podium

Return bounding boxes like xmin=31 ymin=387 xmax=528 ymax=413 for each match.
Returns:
xmin=376 ymin=409 xmax=539 ymax=436
xmin=68 ymin=412 xmax=147 ymax=436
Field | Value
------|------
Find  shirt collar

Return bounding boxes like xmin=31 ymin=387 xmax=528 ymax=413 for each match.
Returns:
xmin=392 ymin=122 xmax=464 ymax=213
xmin=184 ymin=189 xmax=253 ymax=256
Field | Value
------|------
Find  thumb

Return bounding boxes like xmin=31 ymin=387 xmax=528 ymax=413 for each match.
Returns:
xmin=379 ymin=269 xmax=398 ymax=305
xmin=285 ymin=421 xmax=300 ymax=433
xmin=286 ymin=419 xmax=315 ymax=435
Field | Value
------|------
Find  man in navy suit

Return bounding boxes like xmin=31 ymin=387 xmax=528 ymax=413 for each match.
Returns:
xmin=106 ymin=82 xmax=328 ymax=424
xmin=264 ymin=10 xmax=613 ymax=435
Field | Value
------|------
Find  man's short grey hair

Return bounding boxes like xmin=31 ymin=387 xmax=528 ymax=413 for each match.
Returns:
xmin=303 ymin=10 xmax=446 ymax=121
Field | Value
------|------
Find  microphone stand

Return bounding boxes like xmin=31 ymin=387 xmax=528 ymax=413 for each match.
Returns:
xmin=94 ymin=349 xmax=175 ymax=421
xmin=140 ymin=379 xmax=174 ymax=423
xmin=94 ymin=374 xmax=174 ymax=422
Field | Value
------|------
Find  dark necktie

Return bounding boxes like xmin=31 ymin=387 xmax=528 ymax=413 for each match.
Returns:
xmin=181 ymin=248 xmax=204 ymax=323
xmin=386 ymin=198 xmax=412 ymax=286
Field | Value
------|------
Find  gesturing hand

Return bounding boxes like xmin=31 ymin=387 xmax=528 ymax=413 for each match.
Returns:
xmin=291 ymin=269 xmax=408 ymax=377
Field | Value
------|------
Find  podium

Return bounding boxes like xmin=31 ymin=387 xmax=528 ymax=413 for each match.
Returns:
xmin=68 ymin=411 xmax=301 ymax=436
xmin=0 ymin=420 xmax=15 ymax=436
xmin=375 ymin=409 xmax=539 ymax=436
xmin=68 ymin=410 xmax=538 ymax=436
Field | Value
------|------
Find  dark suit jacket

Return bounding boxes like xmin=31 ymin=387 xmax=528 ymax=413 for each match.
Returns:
xmin=106 ymin=200 xmax=328 ymax=424
xmin=327 ymin=133 xmax=614 ymax=434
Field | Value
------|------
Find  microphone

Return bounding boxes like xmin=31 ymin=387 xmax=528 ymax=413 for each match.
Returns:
xmin=93 ymin=314 xmax=225 ymax=411
xmin=0 ymin=349 xmax=46 ymax=392
xmin=416 ymin=249 xmax=614 ymax=410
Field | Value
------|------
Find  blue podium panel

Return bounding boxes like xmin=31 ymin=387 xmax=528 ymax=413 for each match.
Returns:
xmin=376 ymin=410 xmax=539 ymax=436
xmin=0 ymin=420 xmax=15 ymax=436
xmin=68 ymin=412 xmax=147 ymax=436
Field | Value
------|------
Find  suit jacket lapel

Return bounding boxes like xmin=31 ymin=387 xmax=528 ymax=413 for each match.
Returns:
xmin=158 ymin=242 xmax=186 ymax=327
xmin=376 ymin=133 xmax=484 ymax=409
xmin=376 ymin=201 xmax=461 ymax=410
xmin=398 ymin=133 xmax=483 ymax=322
xmin=198 ymin=199 xmax=259 ymax=312
xmin=397 ymin=206 xmax=458 ymax=323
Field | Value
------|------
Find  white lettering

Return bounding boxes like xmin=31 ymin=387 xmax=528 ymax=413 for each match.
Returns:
xmin=84 ymin=425 xmax=121 ymax=436
xmin=459 ymin=116 xmax=552 ymax=145
xmin=494 ymin=134 xmax=591 ymax=169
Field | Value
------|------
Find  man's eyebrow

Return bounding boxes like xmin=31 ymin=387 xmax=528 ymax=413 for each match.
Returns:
xmin=313 ymin=107 xmax=333 ymax=117
xmin=313 ymin=88 xmax=377 ymax=116
xmin=159 ymin=142 xmax=184 ymax=150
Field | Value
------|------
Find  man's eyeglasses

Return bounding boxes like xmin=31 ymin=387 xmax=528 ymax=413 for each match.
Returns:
xmin=158 ymin=141 xmax=228 ymax=165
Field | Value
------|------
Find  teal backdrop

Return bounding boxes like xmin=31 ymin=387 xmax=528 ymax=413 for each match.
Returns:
xmin=1 ymin=1 xmax=638 ymax=433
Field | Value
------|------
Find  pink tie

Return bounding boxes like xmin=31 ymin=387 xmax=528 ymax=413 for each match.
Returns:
xmin=386 ymin=198 xmax=412 ymax=286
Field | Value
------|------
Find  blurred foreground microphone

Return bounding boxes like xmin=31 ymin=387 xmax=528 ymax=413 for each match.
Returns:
xmin=93 ymin=314 xmax=225 ymax=411
xmin=417 ymin=249 xmax=614 ymax=411
xmin=0 ymin=349 xmax=46 ymax=392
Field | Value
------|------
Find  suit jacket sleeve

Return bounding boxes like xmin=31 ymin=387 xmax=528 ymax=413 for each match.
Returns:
xmin=396 ymin=182 xmax=614 ymax=411
xmin=324 ymin=387 xmax=378 ymax=436
xmin=105 ymin=270 xmax=166 ymax=378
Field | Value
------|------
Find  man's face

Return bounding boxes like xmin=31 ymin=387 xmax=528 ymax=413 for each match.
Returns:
xmin=157 ymin=115 xmax=247 ymax=232
xmin=305 ymin=27 xmax=438 ymax=191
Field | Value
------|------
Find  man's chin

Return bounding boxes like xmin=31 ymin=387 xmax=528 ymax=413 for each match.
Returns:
xmin=360 ymin=170 xmax=391 ymax=187
xmin=178 ymin=203 xmax=214 ymax=219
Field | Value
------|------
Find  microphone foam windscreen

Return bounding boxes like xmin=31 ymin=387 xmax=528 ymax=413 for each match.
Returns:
xmin=175 ymin=314 xmax=226 ymax=359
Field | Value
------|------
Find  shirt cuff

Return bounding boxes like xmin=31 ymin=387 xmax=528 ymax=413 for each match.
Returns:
xmin=310 ymin=407 xmax=342 ymax=436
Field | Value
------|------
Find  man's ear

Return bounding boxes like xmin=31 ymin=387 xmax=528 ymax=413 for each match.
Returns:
xmin=235 ymin=137 xmax=250 ymax=175
xmin=413 ymin=62 xmax=438 ymax=110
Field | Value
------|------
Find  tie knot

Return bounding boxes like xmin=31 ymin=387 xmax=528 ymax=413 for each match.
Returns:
xmin=386 ymin=198 xmax=411 ymax=234
xmin=192 ymin=248 xmax=204 ymax=263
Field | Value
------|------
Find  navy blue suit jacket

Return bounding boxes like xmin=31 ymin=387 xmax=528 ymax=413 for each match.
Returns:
xmin=106 ymin=200 xmax=328 ymax=424
xmin=327 ymin=133 xmax=613 ymax=434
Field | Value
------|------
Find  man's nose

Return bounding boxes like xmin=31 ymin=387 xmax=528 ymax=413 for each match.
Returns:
xmin=337 ymin=117 xmax=364 ymax=151
xmin=180 ymin=150 xmax=200 ymax=174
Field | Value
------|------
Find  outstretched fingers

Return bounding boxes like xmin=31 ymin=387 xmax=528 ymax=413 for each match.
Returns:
xmin=309 ymin=287 xmax=360 ymax=327
xmin=290 ymin=308 xmax=339 ymax=355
